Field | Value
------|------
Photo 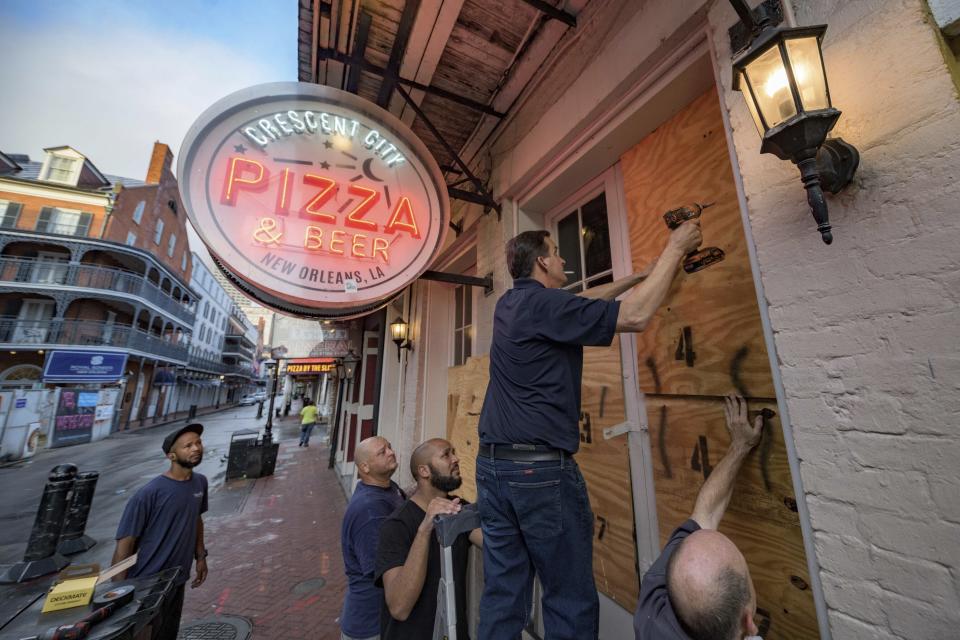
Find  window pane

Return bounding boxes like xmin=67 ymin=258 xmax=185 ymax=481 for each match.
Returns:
xmin=586 ymin=274 xmax=614 ymax=289
xmin=785 ymin=37 xmax=829 ymax=111
xmin=133 ymin=201 xmax=145 ymax=224
xmin=745 ymin=45 xmax=797 ymax=128
xmin=454 ymin=329 xmax=463 ymax=365
xmin=464 ymin=285 xmax=472 ymax=326
xmin=556 ymin=212 xmax=582 ymax=284
xmin=464 ymin=325 xmax=473 ymax=360
xmin=454 ymin=286 xmax=463 ymax=330
xmin=0 ymin=201 xmax=22 ymax=228
xmin=581 ymin=194 xmax=611 ymax=278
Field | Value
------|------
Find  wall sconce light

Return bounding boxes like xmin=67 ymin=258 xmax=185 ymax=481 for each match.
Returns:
xmin=343 ymin=349 xmax=361 ymax=379
xmin=729 ymin=0 xmax=859 ymax=244
xmin=335 ymin=360 xmax=346 ymax=380
xmin=390 ymin=317 xmax=413 ymax=359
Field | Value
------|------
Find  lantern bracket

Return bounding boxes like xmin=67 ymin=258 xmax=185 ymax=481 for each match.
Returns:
xmin=728 ymin=0 xmax=784 ymax=53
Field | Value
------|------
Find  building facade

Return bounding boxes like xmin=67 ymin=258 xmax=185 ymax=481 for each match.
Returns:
xmin=297 ymin=0 xmax=960 ymax=638
xmin=0 ymin=143 xmax=197 ymax=455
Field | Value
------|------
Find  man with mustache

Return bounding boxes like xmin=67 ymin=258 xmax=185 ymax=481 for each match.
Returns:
xmin=375 ymin=438 xmax=483 ymax=640
xmin=112 ymin=423 xmax=209 ymax=640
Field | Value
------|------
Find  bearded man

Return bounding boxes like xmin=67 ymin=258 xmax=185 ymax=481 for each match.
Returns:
xmin=112 ymin=423 xmax=209 ymax=640
xmin=375 ymin=438 xmax=483 ymax=640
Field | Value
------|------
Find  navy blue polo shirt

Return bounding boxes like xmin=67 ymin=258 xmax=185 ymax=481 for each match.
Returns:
xmin=478 ymin=278 xmax=620 ymax=453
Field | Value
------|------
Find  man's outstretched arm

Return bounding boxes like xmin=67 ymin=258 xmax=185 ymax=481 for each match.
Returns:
xmin=690 ymin=395 xmax=763 ymax=530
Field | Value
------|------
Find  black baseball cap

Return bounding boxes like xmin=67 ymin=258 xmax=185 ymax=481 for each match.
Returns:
xmin=162 ymin=423 xmax=203 ymax=454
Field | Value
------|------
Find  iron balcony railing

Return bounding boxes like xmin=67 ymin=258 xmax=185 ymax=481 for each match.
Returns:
xmin=0 ymin=316 xmax=189 ymax=362
xmin=187 ymin=354 xmax=254 ymax=378
xmin=0 ymin=256 xmax=195 ymax=325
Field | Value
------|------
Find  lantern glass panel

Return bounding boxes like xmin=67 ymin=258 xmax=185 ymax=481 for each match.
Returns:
xmin=390 ymin=320 xmax=406 ymax=341
xmin=745 ymin=44 xmax=797 ymax=128
xmin=739 ymin=70 xmax=765 ymax=135
xmin=785 ymin=36 xmax=829 ymax=111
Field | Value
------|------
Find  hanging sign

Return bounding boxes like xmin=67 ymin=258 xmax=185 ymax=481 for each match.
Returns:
xmin=178 ymin=82 xmax=450 ymax=319
xmin=285 ymin=358 xmax=336 ymax=375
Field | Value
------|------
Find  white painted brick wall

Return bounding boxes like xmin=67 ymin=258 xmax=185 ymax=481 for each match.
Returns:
xmin=708 ymin=0 xmax=960 ymax=635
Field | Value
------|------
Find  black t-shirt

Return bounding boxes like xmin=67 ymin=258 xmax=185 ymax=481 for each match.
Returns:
xmin=633 ymin=519 xmax=701 ymax=639
xmin=478 ymin=278 xmax=621 ymax=453
xmin=374 ymin=498 xmax=473 ymax=640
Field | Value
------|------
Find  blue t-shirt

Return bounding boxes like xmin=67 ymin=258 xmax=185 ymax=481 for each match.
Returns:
xmin=478 ymin=278 xmax=620 ymax=453
xmin=116 ymin=473 xmax=208 ymax=586
xmin=634 ymin=519 xmax=701 ymax=639
xmin=340 ymin=480 xmax=406 ymax=638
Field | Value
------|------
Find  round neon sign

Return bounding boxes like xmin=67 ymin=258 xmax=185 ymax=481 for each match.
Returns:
xmin=178 ymin=82 xmax=449 ymax=318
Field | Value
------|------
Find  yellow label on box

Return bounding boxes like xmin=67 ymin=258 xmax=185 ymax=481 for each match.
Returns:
xmin=41 ymin=576 xmax=98 ymax=613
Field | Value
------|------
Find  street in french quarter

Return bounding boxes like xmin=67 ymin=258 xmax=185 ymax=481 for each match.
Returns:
xmin=0 ymin=408 xmax=348 ymax=639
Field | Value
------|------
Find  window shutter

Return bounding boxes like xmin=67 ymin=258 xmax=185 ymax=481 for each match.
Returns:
xmin=36 ymin=207 xmax=53 ymax=232
xmin=0 ymin=202 xmax=22 ymax=228
xmin=77 ymin=212 xmax=93 ymax=236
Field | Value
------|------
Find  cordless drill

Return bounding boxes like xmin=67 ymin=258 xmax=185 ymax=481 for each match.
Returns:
xmin=662 ymin=202 xmax=725 ymax=273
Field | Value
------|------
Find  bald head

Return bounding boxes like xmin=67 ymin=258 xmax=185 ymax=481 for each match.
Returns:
xmin=410 ymin=438 xmax=445 ymax=481
xmin=667 ymin=529 xmax=754 ymax=640
xmin=355 ymin=437 xmax=397 ymax=484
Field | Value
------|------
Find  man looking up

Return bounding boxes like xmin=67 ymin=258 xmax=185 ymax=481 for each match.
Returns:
xmin=375 ymin=439 xmax=482 ymax=640
xmin=634 ymin=395 xmax=764 ymax=640
xmin=340 ymin=436 xmax=405 ymax=640
xmin=113 ymin=424 xmax=209 ymax=640
xmin=477 ymin=221 xmax=702 ymax=639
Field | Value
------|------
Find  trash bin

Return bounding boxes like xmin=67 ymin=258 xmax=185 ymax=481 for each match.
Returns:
xmin=245 ymin=440 xmax=280 ymax=478
xmin=225 ymin=429 xmax=259 ymax=480
xmin=187 ymin=404 xmax=198 ymax=421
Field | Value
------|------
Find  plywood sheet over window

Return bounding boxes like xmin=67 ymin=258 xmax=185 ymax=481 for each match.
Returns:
xmin=621 ymin=89 xmax=773 ymax=400
xmin=619 ymin=88 xmax=817 ymax=639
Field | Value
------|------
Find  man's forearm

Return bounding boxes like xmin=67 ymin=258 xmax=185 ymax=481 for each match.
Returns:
xmin=615 ymin=246 xmax=685 ymax=331
xmin=195 ymin=517 xmax=205 ymax=558
xmin=690 ymin=444 xmax=752 ymax=530
xmin=111 ymin=537 xmax=136 ymax=581
xmin=384 ymin=529 xmax=432 ymax=620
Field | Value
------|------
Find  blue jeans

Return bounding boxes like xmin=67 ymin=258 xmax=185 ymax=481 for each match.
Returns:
xmin=476 ymin=452 xmax=598 ymax=640
xmin=299 ymin=422 xmax=315 ymax=445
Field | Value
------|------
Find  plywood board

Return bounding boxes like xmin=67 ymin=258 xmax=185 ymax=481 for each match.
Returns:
xmin=578 ymin=337 xmax=639 ymax=608
xmin=645 ymin=395 xmax=817 ymax=639
xmin=447 ymin=356 xmax=489 ymax=503
xmin=620 ymin=89 xmax=774 ymax=399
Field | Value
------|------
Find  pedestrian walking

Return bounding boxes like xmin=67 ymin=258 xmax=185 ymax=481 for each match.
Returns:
xmin=340 ymin=437 xmax=405 ymax=640
xmin=299 ymin=398 xmax=318 ymax=447
xmin=476 ymin=222 xmax=701 ymax=639
xmin=112 ymin=423 xmax=209 ymax=640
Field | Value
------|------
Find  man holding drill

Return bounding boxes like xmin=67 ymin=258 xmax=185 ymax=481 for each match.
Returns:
xmin=476 ymin=220 xmax=701 ymax=639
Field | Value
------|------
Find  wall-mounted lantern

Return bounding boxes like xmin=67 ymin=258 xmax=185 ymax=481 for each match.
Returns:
xmin=343 ymin=349 xmax=361 ymax=379
xmin=390 ymin=317 xmax=413 ymax=359
xmin=729 ymin=0 xmax=859 ymax=244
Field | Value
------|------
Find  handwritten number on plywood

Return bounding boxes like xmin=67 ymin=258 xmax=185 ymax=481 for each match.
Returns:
xmin=690 ymin=435 xmax=713 ymax=479
xmin=579 ymin=411 xmax=592 ymax=444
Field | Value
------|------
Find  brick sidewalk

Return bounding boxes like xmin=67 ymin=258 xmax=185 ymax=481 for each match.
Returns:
xmin=180 ymin=427 xmax=349 ymax=639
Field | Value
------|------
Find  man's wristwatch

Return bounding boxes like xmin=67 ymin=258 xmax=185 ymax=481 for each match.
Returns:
xmin=196 ymin=549 xmax=208 ymax=560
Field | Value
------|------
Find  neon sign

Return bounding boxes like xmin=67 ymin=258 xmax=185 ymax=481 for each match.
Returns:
xmin=178 ymin=82 xmax=449 ymax=318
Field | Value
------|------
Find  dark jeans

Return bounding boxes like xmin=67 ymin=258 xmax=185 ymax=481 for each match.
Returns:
xmin=476 ymin=453 xmax=598 ymax=640
xmin=299 ymin=422 xmax=316 ymax=445
xmin=152 ymin=582 xmax=185 ymax=640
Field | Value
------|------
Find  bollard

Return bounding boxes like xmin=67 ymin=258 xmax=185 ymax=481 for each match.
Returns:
xmin=57 ymin=470 xmax=100 ymax=555
xmin=256 ymin=400 xmax=264 ymax=419
xmin=0 ymin=464 xmax=77 ymax=583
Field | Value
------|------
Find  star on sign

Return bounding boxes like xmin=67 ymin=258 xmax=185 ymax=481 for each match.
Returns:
xmin=319 ymin=161 xmax=331 ymax=170
xmin=234 ymin=144 xmax=247 ymax=154
xmin=323 ymin=140 xmax=333 ymax=149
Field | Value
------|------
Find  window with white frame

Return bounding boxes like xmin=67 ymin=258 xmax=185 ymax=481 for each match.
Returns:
xmin=0 ymin=200 xmax=24 ymax=228
xmin=153 ymin=219 xmax=164 ymax=245
xmin=453 ymin=285 xmax=473 ymax=366
xmin=44 ymin=155 xmax=79 ymax=184
xmin=125 ymin=231 xmax=137 ymax=246
xmin=554 ymin=192 xmax=613 ymax=294
xmin=36 ymin=207 xmax=93 ymax=236
xmin=132 ymin=201 xmax=145 ymax=224
xmin=167 ymin=233 xmax=177 ymax=257
xmin=181 ymin=252 xmax=188 ymax=271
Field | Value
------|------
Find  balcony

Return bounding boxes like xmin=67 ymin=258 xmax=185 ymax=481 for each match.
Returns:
xmin=0 ymin=316 xmax=189 ymax=363
xmin=0 ymin=256 xmax=195 ymax=325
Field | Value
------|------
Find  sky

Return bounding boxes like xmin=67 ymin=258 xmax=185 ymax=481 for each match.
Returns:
xmin=0 ymin=0 xmax=297 ymax=181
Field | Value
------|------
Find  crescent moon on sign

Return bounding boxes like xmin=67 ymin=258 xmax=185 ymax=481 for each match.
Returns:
xmin=361 ymin=158 xmax=383 ymax=182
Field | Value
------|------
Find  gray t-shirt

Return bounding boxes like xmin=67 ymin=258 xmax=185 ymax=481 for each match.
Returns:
xmin=116 ymin=473 xmax=208 ymax=585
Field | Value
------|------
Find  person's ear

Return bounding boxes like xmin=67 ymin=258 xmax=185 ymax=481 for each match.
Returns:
xmin=744 ymin=606 xmax=759 ymax=637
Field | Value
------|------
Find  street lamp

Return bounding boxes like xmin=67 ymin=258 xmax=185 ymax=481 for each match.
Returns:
xmin=343 ymin=349 xmax=361 ymax=379
xmin=729 ymin=0 xmax=859 ymax=244
xmin=215 ymin=375 xmax=225 ymax=408
xmin=263 ymin=359 xmax=279 ymax=443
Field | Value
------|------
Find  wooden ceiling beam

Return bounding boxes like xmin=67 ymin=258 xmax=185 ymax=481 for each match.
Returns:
xmin=345 ymin=10 xmax=372 ymax=94
xmin=376 ymin=0 xmax=421 ymax=108
xmin=518 ymin=0 xmax=576 ymax=27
